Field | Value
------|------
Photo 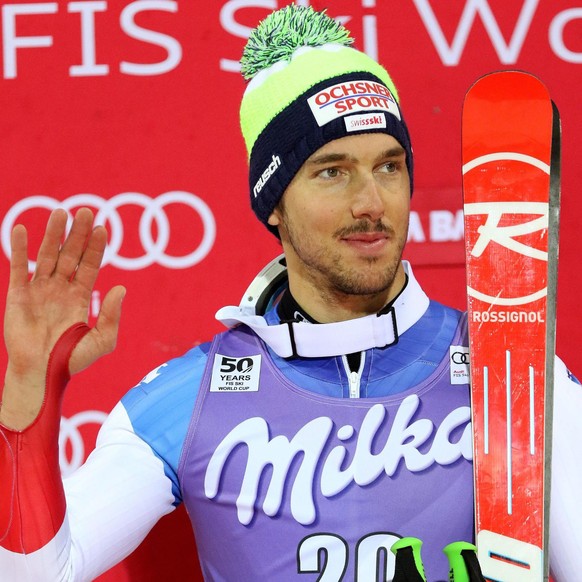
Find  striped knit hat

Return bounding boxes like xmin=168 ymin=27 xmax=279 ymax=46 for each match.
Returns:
xmin=240 ymin=5 xmax=413 ymax=236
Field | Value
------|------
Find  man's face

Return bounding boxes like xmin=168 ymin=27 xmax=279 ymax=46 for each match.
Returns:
xmin=268 ymin=133 xmax=410 ymax=307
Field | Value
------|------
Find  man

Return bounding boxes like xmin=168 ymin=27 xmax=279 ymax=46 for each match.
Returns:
xmin=1 ymin=5 xmax=580 ymax=581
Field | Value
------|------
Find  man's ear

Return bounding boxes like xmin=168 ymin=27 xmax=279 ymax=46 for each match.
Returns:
xmin=267 ymin=208 xmax=281 ymax=227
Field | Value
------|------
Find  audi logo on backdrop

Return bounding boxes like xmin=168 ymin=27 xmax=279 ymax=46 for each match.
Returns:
xmin=1 ymin=192 xmax=216 ymax=270
xmin=59 ymin=410 xmax=108 ymax=477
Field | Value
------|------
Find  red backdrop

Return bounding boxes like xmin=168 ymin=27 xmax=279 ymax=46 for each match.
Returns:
xmin=0 ymin=1 xmax=580 ymax=579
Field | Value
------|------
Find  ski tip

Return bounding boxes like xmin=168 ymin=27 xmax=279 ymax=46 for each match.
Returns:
xmin=462 ymin=70 xmax=555 ymax=166
xmin=464 ymin=70 xmax=551 ymax=102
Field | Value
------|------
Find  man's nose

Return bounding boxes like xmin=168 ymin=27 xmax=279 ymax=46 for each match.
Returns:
xmin=351 ymin=174 xmax=385 ymax=221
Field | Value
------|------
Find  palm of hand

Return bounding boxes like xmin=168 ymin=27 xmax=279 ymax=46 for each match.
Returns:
xmin=1 ymin=208 xmax=125 ymax=428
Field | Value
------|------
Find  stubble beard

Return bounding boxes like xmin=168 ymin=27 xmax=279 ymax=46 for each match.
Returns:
xmin=282 ymin=216 xmax=407 ymax=298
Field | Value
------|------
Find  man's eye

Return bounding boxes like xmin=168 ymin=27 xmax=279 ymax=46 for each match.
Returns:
xmin=319 ymin=168 xmax=340 ymax=179
xmin=379 ymin=162 xmax=398 ymax=173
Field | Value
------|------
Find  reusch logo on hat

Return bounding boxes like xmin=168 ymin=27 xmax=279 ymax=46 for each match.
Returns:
xmin=307 ymin=79 xmax=401 ymax=127
xmin=253 ymin=154 xmax=281 ymax=198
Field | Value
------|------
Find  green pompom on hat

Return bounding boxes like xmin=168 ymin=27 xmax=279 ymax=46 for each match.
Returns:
xmin=239 ymin=5 xmax=413 ymax=236
xmin=240 ymin=5 xmax=353 ymax=80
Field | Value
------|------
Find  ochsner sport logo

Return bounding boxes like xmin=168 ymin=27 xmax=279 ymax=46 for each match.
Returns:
xmin=307 ymin=79 xmax=401 ymax=127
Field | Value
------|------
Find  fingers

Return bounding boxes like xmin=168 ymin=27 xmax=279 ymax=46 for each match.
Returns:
xmin=33 ymin=208 xmax=99 ymax=282
xmin=72 ymin=225 xmax=108 ymax=292
xmin=32 ymin=209 xmax=68 ymax=280
xmin=96 ymin=285 xmax=126 ymax=348
xmin=8 ymin=224 xmax=29 ymax=290
xmin=69 ymin=285 xmax=126 ymax=375
xmin=53 ymin=208 xmax=96 ymax=281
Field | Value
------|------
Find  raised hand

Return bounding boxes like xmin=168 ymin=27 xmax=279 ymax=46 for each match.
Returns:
xmin=1 ymin=208 xmax=125 ymax=429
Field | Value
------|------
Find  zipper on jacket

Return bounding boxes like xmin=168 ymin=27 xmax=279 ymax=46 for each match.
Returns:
xmin=342 ymin=352 xmax=366 ymax=399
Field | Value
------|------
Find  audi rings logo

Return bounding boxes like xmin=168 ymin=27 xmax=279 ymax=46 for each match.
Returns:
xmin=59 ymin=410 xmax=108 ymax=477
xmin=1 ymin=192 xmax=216 ymax=270
xmin=451 ymin=351 xmax=470 ymax=365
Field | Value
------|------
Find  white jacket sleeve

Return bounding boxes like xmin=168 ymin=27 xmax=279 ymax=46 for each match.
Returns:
xmin=0 ymin=402 xmax=176 ymax=582
xmin=549 ymin=356 xmax=582 ymax=581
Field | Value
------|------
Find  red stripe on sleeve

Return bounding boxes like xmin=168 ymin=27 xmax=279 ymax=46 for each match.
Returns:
xmin=0 ymin=323 xmax=90 ymax=553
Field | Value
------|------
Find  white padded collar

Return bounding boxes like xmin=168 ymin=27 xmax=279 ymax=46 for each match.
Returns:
xmin=215 ymin=261 xmax=430 ymax=358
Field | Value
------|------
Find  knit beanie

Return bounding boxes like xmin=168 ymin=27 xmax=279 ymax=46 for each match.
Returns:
xmin=239 ymin=5 xmax=414 ymax=236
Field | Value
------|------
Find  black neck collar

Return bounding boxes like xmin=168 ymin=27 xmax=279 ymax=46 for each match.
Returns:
xmin=276 ymin=275 xmax=410 ymax=324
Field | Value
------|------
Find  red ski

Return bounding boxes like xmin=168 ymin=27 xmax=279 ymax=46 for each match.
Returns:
xmin=462 ymin=71 xmax=560 ymax=581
